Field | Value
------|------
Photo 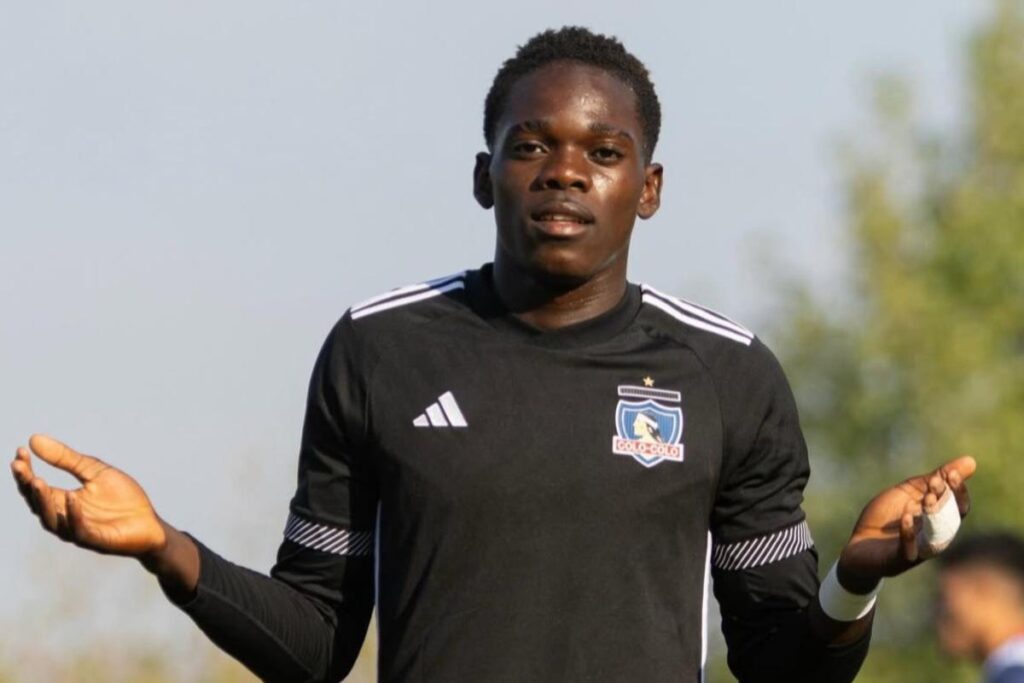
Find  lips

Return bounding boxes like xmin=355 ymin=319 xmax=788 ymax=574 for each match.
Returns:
xmin=530 ymin=200 xmax=595 ymax=224
xmin=529 ymin=200 xmax=595 ymax=238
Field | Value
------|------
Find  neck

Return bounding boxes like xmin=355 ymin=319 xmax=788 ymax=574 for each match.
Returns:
xmin=492 ymin=252 xmax=628 ymax=331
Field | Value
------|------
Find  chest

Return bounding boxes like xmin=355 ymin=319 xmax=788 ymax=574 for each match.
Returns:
xmin=367 ymin=331 xmax=724 ymax=529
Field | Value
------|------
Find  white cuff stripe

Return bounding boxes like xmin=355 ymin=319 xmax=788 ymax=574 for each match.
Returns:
xmin=283 ymin=513 xmax=374 ymax=557
xmin=713 ymin=520 xmax=813 ymax=571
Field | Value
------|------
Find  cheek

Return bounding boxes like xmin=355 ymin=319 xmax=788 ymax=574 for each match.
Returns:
xmin=490 ymin=165 xmax=530 ymax=203
xmin=937 ymin=593 xmax=978 ymax=653
xmin=592 ymin=172 xmax=643 ymax=210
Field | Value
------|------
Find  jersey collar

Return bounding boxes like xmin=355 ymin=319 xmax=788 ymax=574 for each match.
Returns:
xmin=465 ymin=263 xmax=642 ymax=349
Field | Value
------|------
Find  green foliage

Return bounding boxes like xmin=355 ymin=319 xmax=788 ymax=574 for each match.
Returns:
xmin=765 ymin=1 xmax=1024 ymax=680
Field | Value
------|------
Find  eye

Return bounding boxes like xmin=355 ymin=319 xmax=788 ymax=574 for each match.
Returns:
xmin=512 ymin=141 xmax=546 ymax=156
xmin=591 ymin=146 xmax=624 ymax=163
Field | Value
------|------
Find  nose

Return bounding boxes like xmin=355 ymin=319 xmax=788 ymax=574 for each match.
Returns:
xmin=534 ymin=147 xmax=590 ymax=192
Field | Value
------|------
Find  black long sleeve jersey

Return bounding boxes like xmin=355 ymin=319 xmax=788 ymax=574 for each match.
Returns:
xmin=178 ymin=264 xmax=871 ymax=683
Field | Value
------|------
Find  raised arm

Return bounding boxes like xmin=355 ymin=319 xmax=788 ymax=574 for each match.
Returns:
xmin=9 ymin=313 xmax=379 ymax=683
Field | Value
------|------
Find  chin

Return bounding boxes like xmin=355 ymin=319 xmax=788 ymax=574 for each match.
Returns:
xmin=525 ymin=250 xmax=599 ymax=287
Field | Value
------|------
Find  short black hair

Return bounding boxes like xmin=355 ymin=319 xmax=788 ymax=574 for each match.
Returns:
xmin=938 ymin=532 xmax=1024 ymax=590
xmin=483 ymin=26 xmax=662 ymax=162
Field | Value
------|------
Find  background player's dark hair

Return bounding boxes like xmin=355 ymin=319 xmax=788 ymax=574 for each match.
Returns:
xmin=938 ymin=531 xmax=1024 ymax=591
xmin=483 ymin=26 xmax=662 ymax=163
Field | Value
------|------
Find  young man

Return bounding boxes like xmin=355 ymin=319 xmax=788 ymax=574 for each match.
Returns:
xmin=936 ymin=533 xmax=1024 ymax=683
xmin=11 ymin=27 xmax=976 ymax=682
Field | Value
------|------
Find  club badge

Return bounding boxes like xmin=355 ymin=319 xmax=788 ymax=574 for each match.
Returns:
xmin=612 ymin=381 xmax=684 ymax=468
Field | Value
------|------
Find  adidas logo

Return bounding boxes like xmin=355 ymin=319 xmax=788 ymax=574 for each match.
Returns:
xmin=413 ymin=391 xmax=467 ymax=428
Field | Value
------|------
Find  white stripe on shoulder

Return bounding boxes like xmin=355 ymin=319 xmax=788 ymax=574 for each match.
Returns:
xmin=350 ymin=271 xmax=466 ymax=321
xmin=641 ymin=284 xmax=753 ymax=337
xmin=641 ymin=287 xmax=754 ymax=346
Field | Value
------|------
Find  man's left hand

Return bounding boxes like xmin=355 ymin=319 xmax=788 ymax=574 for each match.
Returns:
xmin=836 ymin=456 xmax=976 ymax=593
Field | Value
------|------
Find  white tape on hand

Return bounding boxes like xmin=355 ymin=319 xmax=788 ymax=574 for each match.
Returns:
xmin=917 ymin=487 xmax=961 ymax=556
xmin=818 ymin=562 xmax=881 ymax=622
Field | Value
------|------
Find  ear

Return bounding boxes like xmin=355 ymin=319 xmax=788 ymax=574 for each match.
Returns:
xmin=473 ymin=152 xmax=494 ymax=209
xmin=636 ymin=163 xmax=663 ymax=220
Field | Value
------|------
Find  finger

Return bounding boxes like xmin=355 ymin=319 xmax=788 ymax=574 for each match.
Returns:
xmin=900 ymin=509 xmax=919 ymax=563
xmin=14 ymin=446 xmax=35 ymax=474
xmin=948 ymin=469 xmax=971 ymax=517
xmin=54 ymin=509 xmax=71 ymax=542
xmin=10 ymin=464 xmax=35 ymax=510
xmin=31 ymin=478 xmax=68 ymax=533
xmin=929 ymin=474 xmax=947 ymax=499
xmin=20 ymin=469 xmax=44 ymax=516
xmin=11 ymin=451 xmax=35 ymax=492
xmin=49 ymin=487 xmax=70 ymax=539
xmin=11 ymin=447 xmax=36 ymax=487
xmin=917 ymin=487 xmax=960 ymax=558
xmin=66 ymin=491 xmax=87 ymax=544
xmin=939 ymin=455 xmax=977 ymax=484
xmin=28 ymin=434 xmax=107 ymax=483
xmin=31 ymin=478 xmax=59 ymax=530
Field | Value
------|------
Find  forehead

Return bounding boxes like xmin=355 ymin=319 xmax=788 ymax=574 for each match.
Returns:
xmin=497 ymin=61 xmax=642 ymax=137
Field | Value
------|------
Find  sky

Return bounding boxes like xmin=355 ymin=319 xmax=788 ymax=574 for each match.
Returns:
xmin=0 ymin=0 xmax=988 ymax=670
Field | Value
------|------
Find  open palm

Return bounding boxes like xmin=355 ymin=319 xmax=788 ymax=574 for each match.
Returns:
xmin=10 ymin=434 xmax=166 ymax=557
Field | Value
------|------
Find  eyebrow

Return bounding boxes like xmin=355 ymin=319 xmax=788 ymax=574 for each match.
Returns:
xmin=506 ymin=119 xmax=552 ymax=136
xmin=587 ymin=122 xmax=635 ymax=144
xmin=505 ymin=119 xmax=636 ymax=145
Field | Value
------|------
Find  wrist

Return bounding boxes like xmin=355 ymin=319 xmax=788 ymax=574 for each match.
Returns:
xmin=819 ymin=560 xmax=882 ymax=622
xmin=138 ymin=520 xmax=200 ymax=603
xmin=835 ymin=554 xmax=882 ymax=595
xmin=138 ymin=519 xmax=174 ymax=574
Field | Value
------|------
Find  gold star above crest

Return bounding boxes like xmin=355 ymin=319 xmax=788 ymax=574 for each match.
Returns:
xmin=643 ymin=376 xmax=655 ymax=387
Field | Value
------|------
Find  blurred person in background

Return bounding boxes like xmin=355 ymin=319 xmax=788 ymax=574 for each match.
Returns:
xmin=937 ymin=532 xmax=1024 ymax=683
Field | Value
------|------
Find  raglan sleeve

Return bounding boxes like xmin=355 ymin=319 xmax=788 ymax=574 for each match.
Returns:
xmin=710 ymin=337 xmax=871 ymax=683
xmin=174 ymin=312 xmax=379 ymax=683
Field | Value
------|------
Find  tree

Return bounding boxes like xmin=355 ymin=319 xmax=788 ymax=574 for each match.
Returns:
xmin=770 ymin=1 xmax=1024 ymax=679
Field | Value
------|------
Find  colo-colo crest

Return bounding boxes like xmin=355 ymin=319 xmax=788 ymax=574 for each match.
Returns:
xmin=612 ymin=385 xmax=684 ymax=468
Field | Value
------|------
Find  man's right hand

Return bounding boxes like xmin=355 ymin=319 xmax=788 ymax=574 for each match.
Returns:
xmin=10 ymin=434 xmax=200 ymax=599
xmin=11 ymin=434 xmax=166 ymax=555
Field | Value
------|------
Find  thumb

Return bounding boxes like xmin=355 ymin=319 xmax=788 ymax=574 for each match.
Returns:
xmin=28 ymin=434 xmax=107 ymax=483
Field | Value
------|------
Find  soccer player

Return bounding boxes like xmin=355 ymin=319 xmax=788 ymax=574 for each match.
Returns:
xmin=936 ymin=533 xmax=1024 ymax=683
xmin=10 ymin=27 xmax=976 ymax=682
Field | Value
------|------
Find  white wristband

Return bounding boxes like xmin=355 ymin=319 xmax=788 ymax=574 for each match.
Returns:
xmin=818 ymin=561 xmax=881 ymax=622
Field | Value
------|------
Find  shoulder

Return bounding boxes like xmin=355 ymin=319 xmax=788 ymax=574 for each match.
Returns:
xmin=316 ymin=270 xmax=471 ymax=367
xmin=341 ymin=269 xmax=471 ymax=335
xmin=988 ymin=637 xmax=1024 ymax=683
xmin=637 ymin=283 xmax=755 ymax=348
xmin=348 ymin=270 xmax=469 ymax=324
xmin=990 ymin=665 xmax=1024 ymax=683
xmin=635 ymin=282 xmax=782 ymax=378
